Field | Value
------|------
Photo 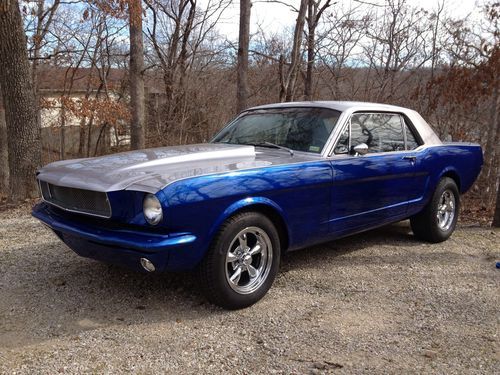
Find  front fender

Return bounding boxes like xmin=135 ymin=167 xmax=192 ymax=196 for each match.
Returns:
xmin=207 ymin=196 xmax=290 ymax=247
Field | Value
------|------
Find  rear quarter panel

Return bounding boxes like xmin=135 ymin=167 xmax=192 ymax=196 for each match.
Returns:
xmin=411 ymin=143 xmax=483 ymax=214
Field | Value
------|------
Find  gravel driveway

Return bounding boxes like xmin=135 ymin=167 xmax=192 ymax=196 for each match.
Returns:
xmin=0 ymin=208 xmax=498 ymax=374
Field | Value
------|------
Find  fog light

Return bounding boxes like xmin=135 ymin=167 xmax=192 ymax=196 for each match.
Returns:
xmin=140 ymin=258 xmax=156 ymax=272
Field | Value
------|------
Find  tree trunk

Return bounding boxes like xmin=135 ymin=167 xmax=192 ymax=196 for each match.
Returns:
xmin=304 ymin=0 xmax=331 ymax=100
xmin=129 ymin=0 xmax=145 ymax=150
xmin=284 ymin=0 xmax=307 ymax=102
xmin=60 ymin=100 xmax=66 ymax=160
xmin=32 ymin=0 xmax=59 ymax=130
xmin=493 ymin=176 xmax=500 ymax=227
xmin=86 ymin=115 xmax=94 ymax=158
xmin=32 ymin=0 xmax=43 ymax=135
xmin=278 ymin=54 xmax=286 ymax=102
xmin=491 ymin=93 xmax=500 ymax=227
xmin=0 ymin=88 xmax=8 ymax=194
xmin=304 ymin=0 xmax=315 ymax=101
xmin=78 ymin=117 xmax=87 ymax=157
xmin=0 ymin=0 xmax=41 ymax=202
xmin=236 ymin=0 xmax=251 ymax=113
xmin=478 ymin=82 xmax=499 ymax=206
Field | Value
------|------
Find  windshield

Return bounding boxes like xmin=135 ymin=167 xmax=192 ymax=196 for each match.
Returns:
xmin=212 ymin=107 xmax=341 ymax=154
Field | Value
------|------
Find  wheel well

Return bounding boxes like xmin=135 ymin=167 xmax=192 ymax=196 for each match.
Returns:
xmin=232 ymin=204 xmax=290 ymax=252
xmin=442 ymin=171 xmax=461 ymax=192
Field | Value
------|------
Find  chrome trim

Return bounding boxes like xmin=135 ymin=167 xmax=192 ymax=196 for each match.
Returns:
xmin=437 ymin=189 xmax=456 ymax=231
xmin=401 ymin=114 xmax=408 ymax=147
xmin=353 ymin=143 xmax=369 ymax=156
xmin=140 ymin=258 xmax=156 ymax=272
xmin=327 ymin=111 xmax=427 ymax=157
xmin=325 ymin=111 xmax=352 ymax=157
xmin=323 ymin=105 xmax=441 ymax=157
xmin=225 ymin=226 xmax=273 ymax=295
xmin=37 ymin=179 xmax=47 ymax=198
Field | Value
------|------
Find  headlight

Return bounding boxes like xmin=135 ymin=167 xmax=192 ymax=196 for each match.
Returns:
xmin=143 ymin=194 xmax=163 ymax=225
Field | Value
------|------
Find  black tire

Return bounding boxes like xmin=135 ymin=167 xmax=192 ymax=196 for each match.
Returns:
xmin=410 ymin=177 xmax=460 ymax=243
xmin=197 ymin=211 xmax=281 ymax=309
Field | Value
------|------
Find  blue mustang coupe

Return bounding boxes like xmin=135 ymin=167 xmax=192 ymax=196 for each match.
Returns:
xmin=33 ymin=101 xmax=483 ymax=309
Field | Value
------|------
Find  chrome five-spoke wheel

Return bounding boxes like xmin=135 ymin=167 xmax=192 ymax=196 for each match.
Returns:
xmin=225 ymin=227 xmax=273 ymax=294
xmin=436 ymin=189 xmax=456 ymax=231
xmin=410 ymin=177 xmax=460 ymax=243
xmin=198 ymin=211 xmax=280 ymax=309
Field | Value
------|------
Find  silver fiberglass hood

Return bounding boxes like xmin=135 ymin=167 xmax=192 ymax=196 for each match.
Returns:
xmin=36 ymin=143 xmax=267 ymax=194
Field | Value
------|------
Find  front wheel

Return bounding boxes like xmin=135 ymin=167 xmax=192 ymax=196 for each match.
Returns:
xmin=198 ymin=211 xmax=281 ymax=309
xmin=410 ymin=177 xmax=460 ymax=243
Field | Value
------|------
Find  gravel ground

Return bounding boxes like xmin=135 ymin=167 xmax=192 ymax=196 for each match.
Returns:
xmin=0 ymin=208 xmax=498 ymax=374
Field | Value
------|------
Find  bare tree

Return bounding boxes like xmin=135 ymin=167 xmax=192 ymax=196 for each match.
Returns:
xmin=129 ymin=0 xmax=145 ymax=149
xmin=145 ymin=0 xmax=198 ymax=126
xmin=236 ymin=0 xmax=251 ymax=112
xmin=429 ymin=0 xmax=446 ymax=80
xmin=364 ymin=0 xmax=432 ymax=101
xmin=482 ymin=70 xmax=499 ymax=205
xmin=30 ymin=0 xmax=60 ymax=129
xmin=478 ymin=4 xmax=500 ymax=208
xmin=0 ymin=0 xmax=40 ymax=201
xmin=304 ymin=0 xmax=331 ymax=100
xmin=279 ymin=0 xmax=307 ymax=102
xmin=0 ymin=88 xmax=8 ymax=194
xmin=439 ymin=3 xmax=499 ymax=207
xmin=316 ymin=4 xmax=369 ymax=99
xmin=144 ymin=0 xmax=230 ymax=143
xmin=493 ymin=182 xmax=500 ymax=227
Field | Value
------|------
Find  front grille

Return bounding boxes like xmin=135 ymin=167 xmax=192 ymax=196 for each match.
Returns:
xmin=39 ymin=180 xmax=112 ymax=218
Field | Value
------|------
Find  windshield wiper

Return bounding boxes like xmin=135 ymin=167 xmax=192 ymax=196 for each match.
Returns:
xmin=254 ymin=142 xmax=294 ymax=157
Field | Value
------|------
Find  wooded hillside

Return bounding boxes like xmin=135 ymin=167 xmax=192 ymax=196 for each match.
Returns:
xmin=0 ymin=0 xmax=498 ymax=225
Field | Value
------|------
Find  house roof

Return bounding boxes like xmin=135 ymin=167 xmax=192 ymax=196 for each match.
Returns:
xmin=37 ymin=66 xmax=126 ymax=93
xmin=37 ymin=66 xmax=166 ymax=94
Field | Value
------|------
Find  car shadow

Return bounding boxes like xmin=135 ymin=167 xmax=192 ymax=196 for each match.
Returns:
xmin=0 ymin=221 xmax=434 ymax=348
xmin=280 ymin=220 xmax=422 ymax=271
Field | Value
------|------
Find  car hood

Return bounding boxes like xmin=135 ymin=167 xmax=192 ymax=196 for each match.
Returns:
xmin=37 ymin=143 xmax=294 ymax=193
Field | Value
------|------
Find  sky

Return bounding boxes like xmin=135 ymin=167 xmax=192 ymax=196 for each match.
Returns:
xmin=214 ymin=0 xmax=483 ymax=40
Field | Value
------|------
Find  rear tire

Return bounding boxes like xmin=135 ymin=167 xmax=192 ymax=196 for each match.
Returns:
xmin=198 ymin=211 xmax=280 ymax=309
xmin=410 ymin=177 xmax=460 ymax=243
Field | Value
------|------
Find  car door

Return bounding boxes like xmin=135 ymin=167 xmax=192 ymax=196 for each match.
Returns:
xmin=328 ymin=112 xmax=418 ymax=236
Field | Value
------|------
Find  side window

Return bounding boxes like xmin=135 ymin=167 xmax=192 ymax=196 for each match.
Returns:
xmin=350 ymin=113 xmax=405 ymax=153
xmin=403 ymin=119 xmax=420 ymax=150
xmin=335 ymin=112 xmax=410 ymax=155
xmin=350 ymin=116 xmax=372 ymax=150
xmin=377 ymin=114 xmax=405 ymax=152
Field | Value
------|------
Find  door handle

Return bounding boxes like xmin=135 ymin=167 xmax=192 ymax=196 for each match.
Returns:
xmin=402 ymin=155 xmax=416 ymax=162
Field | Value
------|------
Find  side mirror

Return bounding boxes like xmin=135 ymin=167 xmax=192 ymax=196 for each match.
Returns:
xmin=352 ymin=143 xmax=368 ymax=156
